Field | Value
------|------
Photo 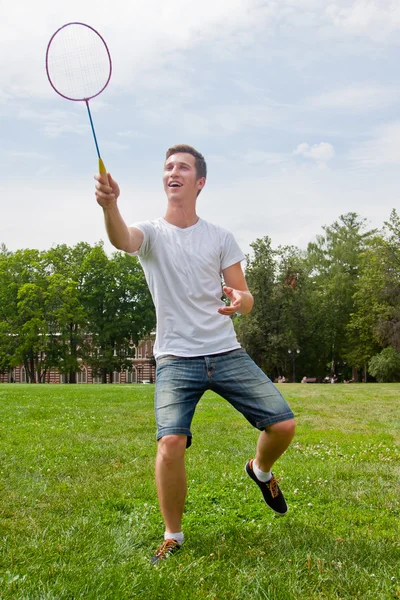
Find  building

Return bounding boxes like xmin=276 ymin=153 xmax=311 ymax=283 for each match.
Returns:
xmin=0 ymin=336 xmax=156 ymax=384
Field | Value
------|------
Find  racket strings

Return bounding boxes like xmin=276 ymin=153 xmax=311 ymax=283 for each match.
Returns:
xmin=47 ymin=24 xmax=111 ymax=101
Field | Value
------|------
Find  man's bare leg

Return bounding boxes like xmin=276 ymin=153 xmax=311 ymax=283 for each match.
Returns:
xmin=155 ymin=434 xmax=187 ymax=533
xmin=246 ymin=419 xmax=295 ymax=515
xmin=255 ymin=419 xmax=295 ymax=472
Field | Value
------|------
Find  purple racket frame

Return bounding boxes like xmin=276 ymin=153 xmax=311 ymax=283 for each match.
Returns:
xmin=45 ymin=22 xmax=112 ymax=170
xmin=45 ymin=21 xmax=112 ymax=102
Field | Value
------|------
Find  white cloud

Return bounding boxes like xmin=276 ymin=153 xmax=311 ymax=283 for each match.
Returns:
xmin=348 ymin=121 xmax=400 ymax=168
xmin=8 ymin=151 xmax=50 ymax=161
xmin=326 ymin=1 xmax=400 ymax=41
xmin=102 ymin=141 xmax=130 ymax=152
xmin=243 ymin=152 xmax=287 ymax=166
xmin=307 ymin=84 xmax=400 ymax=112
xmin=294 ymin=142 xmax=335 ymax=166
xmin=0 ymin=1 xmax=277 ymax=101
xmin=1 ymin=0 xmax=400 ymax=259
xmin=0 ymin=151 xmax=397 ymax=258
xmin=4 ymin=0 xmax=389 ymax=106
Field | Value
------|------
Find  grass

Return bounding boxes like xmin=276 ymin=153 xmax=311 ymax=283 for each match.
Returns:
xmin=0 ymin=383 xmax=399 ymax=599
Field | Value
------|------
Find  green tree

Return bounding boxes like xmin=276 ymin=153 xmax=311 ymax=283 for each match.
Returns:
xmin=235 ymin=239 xmax=314 ymax=380
xmin=15 ymin=281 xmax=51 ymax=382
xmin=347 ymin=234 xmax=388 ymax=375
xmin=0 ymin=246 xmax=17 ymax=374
xmin=368 ymin=347 xmax=400 ymax=382
xmin=80 ymin=245 xmax=155 ymax=383
xmin=306 ymin=212 xmax=376 ymax=380
xmin=376 ymin=209 xmax=400 ymax=352
xmin=274 ymin=245 xmax=329 ymax=380
xmin=0 ymin=243 xmax=155 ymax=383
xmin=235 ymin=237 xmax=277 ymax=375
xmin=45 ymin=243 xmax=97 ymax=383
xmin=0 ymin=249 xmax=51 ymax=382
xmin=348 ymin=209 xmax=400 ymax=379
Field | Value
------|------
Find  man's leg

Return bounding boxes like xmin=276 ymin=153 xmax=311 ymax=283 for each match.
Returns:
xmin=155 ymin=434 xmax=187 ymax=533
xmin=209 ymin=349 xmax=296 ymax=514
xmin=150 ymin=434 xmax=187 ymax=565
xmin=255 ymin=419 xmax=295 ymax=472
xmin=151 ymin=355 xmax=206 ymax=564
xmin=246 ymin=419 xmax=295 ymax=515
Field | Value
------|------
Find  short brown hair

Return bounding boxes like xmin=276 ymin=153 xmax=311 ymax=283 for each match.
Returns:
xmin=166 ymin=144 xmax=207 ymax=180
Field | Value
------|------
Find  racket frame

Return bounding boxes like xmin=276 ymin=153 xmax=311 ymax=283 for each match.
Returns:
xmin=45 ymin=21 xmax=112 ymax=176
xmin=45 ymin=21 xmax=112 ymax=102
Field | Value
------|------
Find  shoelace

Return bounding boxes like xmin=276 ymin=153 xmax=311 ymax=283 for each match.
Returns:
xmin=268 ymin=476 xmax=279 ymax=498
xmin=154 ymin=539 xmax=179 ymax=559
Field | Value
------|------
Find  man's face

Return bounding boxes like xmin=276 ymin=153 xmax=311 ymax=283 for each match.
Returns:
xmin=163 ymin=153 xmax=205 ymax=200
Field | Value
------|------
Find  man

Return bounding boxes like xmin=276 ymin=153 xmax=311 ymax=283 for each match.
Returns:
xmin=94 ymin=144 xmax=295 ymax=565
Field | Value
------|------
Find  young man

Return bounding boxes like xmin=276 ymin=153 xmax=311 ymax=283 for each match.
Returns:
xmin=94 ymin=145 xmax=295 ymax=565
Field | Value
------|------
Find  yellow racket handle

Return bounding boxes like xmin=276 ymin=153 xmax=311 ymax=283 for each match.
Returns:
xmin=98 ymin=158 xmax=107 ymax=178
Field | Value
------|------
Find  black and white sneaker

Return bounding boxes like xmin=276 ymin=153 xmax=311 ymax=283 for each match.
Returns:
xmin=150 ymin=538 xmax=181 ymax=566
xmin=245 ymin=459 xmax=288 ymax=515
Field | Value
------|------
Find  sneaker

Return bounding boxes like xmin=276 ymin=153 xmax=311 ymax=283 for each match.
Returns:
xmin=150 ymin=538 xmax=181 ymax=566
xmin=245 ymin=459 xmax=288 ymax=515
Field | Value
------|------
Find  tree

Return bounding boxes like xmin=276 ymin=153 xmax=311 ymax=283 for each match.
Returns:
xmin=0 ymin=243 xmax=155 ymax=383
xmin=0 ymin=249 xmax=51 ymax=382
xmin=79 ymin=245 xmax=155 ymax=383
xmin=0 ymin=246 xmax=17 ymax=373
xmin=368 ymin=347 xmax=400 ymax=382
xmin=235 ymin=238 xmax=314 ymax=380
xmin=347 ymin=234 xmax=388 ymax=374
xmin=375 ymin=210 xmax=400 ymax=352
xmin=44 ymin=243 xmax=97 ymax=383
xmin=306 ymin=213 xmax=376 ymax=380
xmin=234 ymin=237 xmax=277 ymax=375
xmin=348 ymin=209 xmax=400 ymax=380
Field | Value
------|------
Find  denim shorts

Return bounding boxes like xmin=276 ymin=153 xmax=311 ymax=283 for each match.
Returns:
xmin=155 ymin=348 xmax=294 ymax=447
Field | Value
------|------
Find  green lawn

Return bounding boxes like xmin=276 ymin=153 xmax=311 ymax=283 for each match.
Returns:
xmin=0 ymin=383 xmax=399 ymax=599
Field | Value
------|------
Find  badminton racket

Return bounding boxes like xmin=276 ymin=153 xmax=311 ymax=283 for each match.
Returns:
xmin=45 ymin=22 xmax=112 ymax=176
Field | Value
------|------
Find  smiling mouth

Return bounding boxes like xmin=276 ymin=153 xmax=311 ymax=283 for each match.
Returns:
xmin=168 ymin=182 xmax=182 ymax=188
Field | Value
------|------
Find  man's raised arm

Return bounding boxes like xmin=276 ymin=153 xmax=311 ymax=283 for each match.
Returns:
xmin=94 ymin=173 xmax=144 ymax=253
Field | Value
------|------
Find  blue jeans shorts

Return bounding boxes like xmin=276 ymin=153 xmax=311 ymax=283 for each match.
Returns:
xmin=155 ymin=348 xmax=294 ymax=447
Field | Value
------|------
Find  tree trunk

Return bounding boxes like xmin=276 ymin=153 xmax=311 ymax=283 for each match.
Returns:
xmin=363 ymin=364 xmax=367 ymax=383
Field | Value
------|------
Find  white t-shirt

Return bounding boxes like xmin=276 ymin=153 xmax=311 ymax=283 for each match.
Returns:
xmin=131 ymin=217 xmax=245 ymax=358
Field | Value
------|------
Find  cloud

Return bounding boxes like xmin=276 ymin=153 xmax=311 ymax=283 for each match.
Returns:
xmin=0 ymin=1 xmax=277 ymax=101
xmin=243 ymin=152 xmax=287 ymax=166
xmin=326 ymin=1 xmax=400 ymax=41
xmin=294 ymin=142 xmax=335 ymax=166
xmin=5 ymin=0 xmax=390 ymax=105
xmin=2 ymin=0 xmax=400 ymax=261
xmin=307 ymin=84 xmax=400 ymax=112
xmin=102 ymin=141 xmax=130 ymax=152
xmin=348 ymin=121 xmax=400 ymax=168
xmin=8 ymin=151 xmax=50 ymax=161
xmin=12 ymin=105 xmax=90 ymax=138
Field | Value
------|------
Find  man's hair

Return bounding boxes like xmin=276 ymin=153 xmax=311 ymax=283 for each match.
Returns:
xmin=165 ymin=144 xmax=207 ymax=180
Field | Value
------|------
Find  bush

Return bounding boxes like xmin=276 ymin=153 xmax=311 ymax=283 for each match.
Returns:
xmin=368 ymin=347 xmax=400 ymax=382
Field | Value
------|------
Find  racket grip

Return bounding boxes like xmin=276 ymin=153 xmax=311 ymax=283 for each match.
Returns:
xmin=98 ymin=158 xmax=107 ymax=178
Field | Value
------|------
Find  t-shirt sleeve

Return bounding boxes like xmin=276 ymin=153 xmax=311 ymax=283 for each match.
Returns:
xmin=220 ymin=230 xmax=245 ymax=270
xmin=128 ymin=221 xmax=156 ymax=257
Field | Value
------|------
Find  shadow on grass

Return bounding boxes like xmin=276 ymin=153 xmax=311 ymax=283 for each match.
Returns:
xmin=151 ymin=519 xmax=399 ymax=600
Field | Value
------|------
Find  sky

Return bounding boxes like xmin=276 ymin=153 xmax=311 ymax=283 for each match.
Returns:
xmin=1 ymin=0 xmax=400 ymax=258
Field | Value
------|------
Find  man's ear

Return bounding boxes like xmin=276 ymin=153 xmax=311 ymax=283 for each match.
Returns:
xmin=197 ymin=177 xmax=206 ymax=191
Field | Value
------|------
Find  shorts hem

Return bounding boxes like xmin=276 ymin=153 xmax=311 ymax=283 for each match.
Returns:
xmin=255 ymin=411 xmax=295 ymax=430
xmin=157 ymin=427 xmax=192 ymax=440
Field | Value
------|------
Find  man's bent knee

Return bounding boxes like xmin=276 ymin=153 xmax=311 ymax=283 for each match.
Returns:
xmin=265 ymin=418 xmax=296 ymax=439
xmin=157 ymin=434 xmax=187 ymax=460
